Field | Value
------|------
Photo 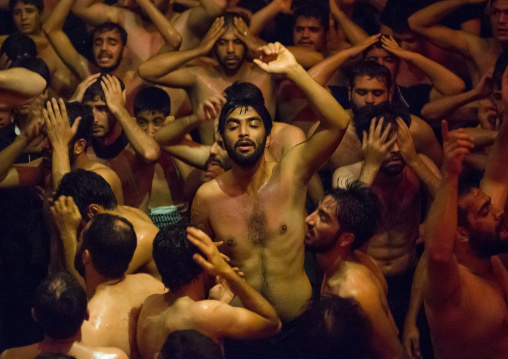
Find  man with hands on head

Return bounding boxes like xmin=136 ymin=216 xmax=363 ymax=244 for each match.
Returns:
xmin=137 ymin=225 xmax=281 ymax=359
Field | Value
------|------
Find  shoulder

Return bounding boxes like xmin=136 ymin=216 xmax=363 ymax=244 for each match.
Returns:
xmin=339 ymin=264 xmax=384 ymax=304
xmin=409 ymin=115 xmax=435 ymax=137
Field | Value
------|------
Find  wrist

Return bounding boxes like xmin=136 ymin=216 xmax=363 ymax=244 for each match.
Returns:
xmin=286 ymin=63 xmax=306 ymax=81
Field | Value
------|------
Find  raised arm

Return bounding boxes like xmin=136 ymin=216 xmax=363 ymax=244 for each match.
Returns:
xmin=102 ymin=75 xmax=160 ymax=163
xmin=0 ymin=68 xmax=47 ymax=107
xmin=249 ymin=0 xmax=292 ymax=36
xmin=408 ymin=0 xmax=485 ymax=57
xmin=329 ymin=0 xmax=368 ymax=46
xmin=381 ymin=35 xmax=465 ymax=97
xmin=481 ymin=67 xmax=508 ymax=209
xmin=183 ymin=0 xmax=227 ymax=42
xmin=424 ymin=121 xmax=473 ymax=310
xmin=254 ymin=43 xmax=350 ymax=183
xmin=138 ymin=17 xmax=225 ymax=86
xmin=72 ymin=0 xmax=125 ymax=26
xmin=308 ymin=34 xmax=380 ymax=86
xmin=187 ymin=227 xmax=281 ymax=339
xmin=136 ymin=0 xmax=182 ymax=51
xmin=42 ymin=0 xmax=91 ymax=80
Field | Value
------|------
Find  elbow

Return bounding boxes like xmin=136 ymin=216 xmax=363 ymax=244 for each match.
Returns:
xmin=42 ymin=23 xmax=53 ymax=36
xmin=142 ymin=145 xmax=161 ymax=164
xmin=407 ymin=15 xmax=421 ymax=33
xmin=428 ymin=246 xmax=454 ymax=264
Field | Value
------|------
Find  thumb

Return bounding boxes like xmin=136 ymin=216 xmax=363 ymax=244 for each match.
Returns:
xmin=71 ymin=116 xmax=82 ymax=135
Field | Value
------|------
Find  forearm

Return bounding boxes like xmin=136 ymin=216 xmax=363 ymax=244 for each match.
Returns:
xmin=307 ymin=51 xmax=349 ymax=86
xmin=249 ymin=0 xmax=283 ymax=36
xmin=358 ymin=162 xmax=380 ymax=186
xmin=405 ymin=254 xmax=426 ymax=325
xmin=114 ymin=108 xmax=160 ymax=162
xmin=154 ymin=114 xmax=201 ymax=146
xmin=462 ymin=127 xmax=497 ymax=148
xmin=407 ymin=156 xmax=441 ymax=197
xmin=421 ymin=89 xmax=482 ymax=122
xmin=409 ymin=0 xmax=468 ymax=32
xmin=331 ymin=8 xmax=368 ymax=45
xmin=51 ymin=144 xmax=71 ymax=190
xmin=0 ymin=68 xmax=46 ymax=100
xmin=137 ymin=0 xmax=182 ymax=50
xmin=44 ymin=0 xmax=73 ymax=32
xmin=287 ymin=64 xmax=348 ymax=129
xmin=138 ymin=47 xmax=204 ymax=81
xmin=161 ymin=140 xmax=210 ymax=169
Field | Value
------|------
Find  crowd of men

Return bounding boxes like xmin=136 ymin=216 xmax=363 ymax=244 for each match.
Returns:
xmin=1 ymin=0 xmax=508 ymax=358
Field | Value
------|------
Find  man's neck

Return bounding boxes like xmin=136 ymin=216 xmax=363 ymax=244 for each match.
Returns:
xmin=317 ymin=248 xmax=351 ymax=279
xmin=85 ymin=270 xmax=125 ymax=299
xmin=230 ymin=158 xmax=270 ymax=192
xmin=174 ymin=280 xmax=207 ymax=302
xmin=219 ymin=61 xmax=249 ymax=81
xmin=95 ymin=122 xmax=122 ymax=146
xmin=459 ymin=250 xmax=493 ymax=278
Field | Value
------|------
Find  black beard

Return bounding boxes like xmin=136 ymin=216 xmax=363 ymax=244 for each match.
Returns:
xmin=94 ymin=56 xmax=122 ymax=73
xmin=468 ymin=228 xmax=508 ymax=257
xmin=224 ymin=137 xmax=266 ymax=168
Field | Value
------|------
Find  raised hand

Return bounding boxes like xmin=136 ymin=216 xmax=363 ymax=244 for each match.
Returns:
xmin=43 ymin=98 xmax=80 ymax=148
xmin=396 ymin=117 xmax=418 ymax=165
xmin=362 ymin=117 xmax=397 ymax=168
xmin=441 ymin=120 xmax=474 ymax=177
xmin=199 ymin=17 xmax=225 ymax=54
xmin=187 ymin=226 xmax=232 ymax=277
xmin=51 ymin=195 xmax=82 ymax=236
xmin=253 ymin=42 xmax=298 ymax=74
xmin=69 ymin=73 xmax=101 ymax=102
xmin=197 ymin=94 xmax=226 ymax=123
xmin=341 ymin=33 xmax=381 ymax=60
xmin=381 ymin=35 xmax=411 ymax=59
xmin=101 ymin=74 xmax=126 ymax=115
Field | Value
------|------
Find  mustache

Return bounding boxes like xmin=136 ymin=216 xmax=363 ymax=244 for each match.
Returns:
xmin=235 ymin=138 xmax=255 ymax=148
xmin=386 ymin=152 xmax=403 ymax=162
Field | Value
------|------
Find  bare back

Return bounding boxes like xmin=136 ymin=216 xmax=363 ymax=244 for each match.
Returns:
xmin=0 ymin=341 xmax=128 ymax=359
xmin=81 ymin=273 xmax=165 ymax=357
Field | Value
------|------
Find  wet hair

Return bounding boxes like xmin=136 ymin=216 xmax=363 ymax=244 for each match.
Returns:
xmin=65 ymin=102 xmax=94 ymax=146
xmin=34 ymin=354 xmax=77 ymax=359
xmin=0 ymin=32 xmax=37 ymax=61
xmin=218 ymin=82 xmax=272 ymax=137
xmin=223 ymin=11 xmax=250 ymax=28
xmin=353 ymin=101 xmax=411 ymax=140
xmin=327 ymin=181 xmax=381 ymax=250
xmin=493 ymin=49 xmax=508 ymax=90
xmin=133 ymin=86 xmax=171 ymax=117
xmin=10 ymin=56 xmax=50 ymax=89
xmin=82 ymin=73 xmax=125 ymax=104
xmin=159 ymin=330 xmax=223 ymax=359
xmin=9 ymin=0 xmax=43 ymax=12
xmin=33 ymin=271 xmax=87 ymax=340
xmin=293 ymin=5 xmax=330 ymax=33
xmin=91 ymin=22 xmax=127 ymax=46
xmin=54 ymin=169 xmax=118 ymax=218
xmin=152 ymin=224 xmax=204 ymax=292
xmin=299 ymin=294 xmax=375 ymax=359
xmin=82 ymin=213 xmax=137 ymax=279
xmin=348 ymin=61 xmax=392 ymax=92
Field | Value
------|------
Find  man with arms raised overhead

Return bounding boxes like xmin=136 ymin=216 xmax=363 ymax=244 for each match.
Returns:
xmin=190 ymin=42 xmax=350 ymax=358
xmin=421 ymin=51 xmax=508 ymax=359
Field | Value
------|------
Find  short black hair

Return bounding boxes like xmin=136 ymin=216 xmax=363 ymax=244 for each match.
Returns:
xmin=327 ymin=181 xmax=381 ymax=249
xmin=353 ymin=101 xmax=411 ymax=141
xmin=159 ymin=330 xmax=223 ymax=359
xmin=82 ymin=73 xmax=125 ymax=104
xmin=299 ymin=294 xmax=375 ymax=359
xmin=82 ymin=213 xmax=137 ymax=279
xmin=9 ymin=0 xmax=43 ymax=12
xmin=134 ymin=87 xmax=171 ymax=117
xmin=153 ymin=224 xmax=204 ymax=292
xmin=293 ymin=5 xmax=330 ymax=33
xmin=348 ymin=60 xmax=392 ymax=92
xmin=11 ymin=56 xmax=50 ymax=89
xmin=55 ymin=169 xmax=118 ymax=218
xmin=33 ymin=271 xmax=87 ymax=340
xmin=91 ymin=22 xmax=127 ymax=46
xmin=0 ymin=32 xmax=37 ymax=60
xmin=34 ymin=354 xmax=77 ymax=359
xmin=223 ymin=11 xmax=250 ymax=28
xmin=493 ymin=49 xmax=508 ymax=90
xmin=218 ymin=82 xmax=272 ymax=137
xmin=66 ymin=102 xmax=94 ymax=146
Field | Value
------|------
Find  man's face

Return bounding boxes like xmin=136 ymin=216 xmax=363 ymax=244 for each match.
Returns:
xmin=365 ymin=47 xmax=399 ymax=84
xmin=350 ymin=75 xmax=390 ymax=111
xmin=379 ymin=133 xmax=405 ymax=176
xmin=293 ymin=16 xmax=327 ymax=53
xmin=204 ymin=131 xmax=232 ymax=181
xmin=305 ymin=195 xmax=341 ymax=253
xmin=222 ymin=106 xmax=267 ymax=168
xmin=459 ymin=188 xmax=508 ymax=257
xmin=491 ymin=0 xmax=508 ymax=43
xmin=214 ymin=29 xmax=246 ymax=74
xmin=92 ymin=30 xmax=124 ymax=71
xmin=85 ymin=98 xmax=113 ymax=137
xmin=12 ymin=2 xmax=41 ymax=35
xmin=393 ymin=31 xmax=423 ymax=54
xmin=136 ymin=110 xmax=165 ymax=137
xmin=0 ymin=108 xmax=12 ymax=128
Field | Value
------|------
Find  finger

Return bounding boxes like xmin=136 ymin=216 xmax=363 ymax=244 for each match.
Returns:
xmin=192 ymin=253 xmax=212 ymax=269
xmin=412 ymin=337 xmax=421 ymax=358
xmin=220 ymin=253 xmax=230 ymax=262
xmin=374 ymin=116 xmax=384 ymax=138
xmin=369 ymin=117 xmax=377 ymax=140
xmin=386 ymin=131 xmax=398 ymax=148
xmin=362 ymin=130 xmax=368 ymax=148
xmin=58 ymin=98 xmax=67 ymax=122
xmin=70 ymin=116 xmax=82 ymax=135
xmin=379 ymin=122 xmax=392 ymax=143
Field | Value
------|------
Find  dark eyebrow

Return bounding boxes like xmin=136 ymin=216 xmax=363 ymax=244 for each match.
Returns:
xmin=318 ymin=208 xmax=331 ymax=220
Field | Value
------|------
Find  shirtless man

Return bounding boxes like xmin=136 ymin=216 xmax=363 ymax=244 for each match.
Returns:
xmin=83 ymin=75 xmax=160 ymax=211
xmin=305 ymin=181 xmax=405 ymax=359
xmin=409 ymin=0 xmax=505 ymax=85
xmin=0 ymin=271 xmax=128 ymax=359
xmin=0 ymin=67 xmax=47 ymax=108
xmin=0 ymin=0 xmax=78 ymax=98
xmin=190 ymin=43 xmax=350 ymax=357
xmin=333 ymin=105 xmax=441 ymax=333
xmin=420 ymin=52 xmax=508 ymax=359
xmin=138 ymin=14 xmax=285 ymax=145
xmin=51 ymin=205 xmax=165 ymax=357
xmin=54 ymin=169 xmax=160 ymax=279
xmin=137 ymin=225 xmax=281 ymax=359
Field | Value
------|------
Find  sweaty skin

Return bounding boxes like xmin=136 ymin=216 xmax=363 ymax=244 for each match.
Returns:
xmin=81 ymin=273 xmax=165 ymax=358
